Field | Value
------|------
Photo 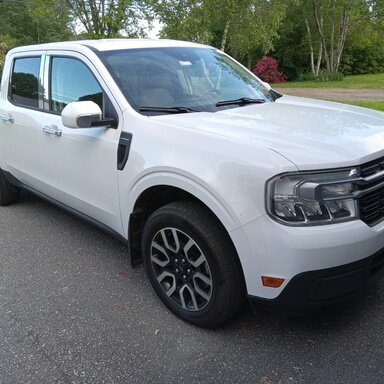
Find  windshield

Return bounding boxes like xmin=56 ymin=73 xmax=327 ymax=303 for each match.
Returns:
xmin=98 ymin=47 xmax=273 ymax=115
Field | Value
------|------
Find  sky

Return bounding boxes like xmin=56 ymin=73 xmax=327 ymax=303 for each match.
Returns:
xmin=146 ymin=19 xmax=162 ymax=39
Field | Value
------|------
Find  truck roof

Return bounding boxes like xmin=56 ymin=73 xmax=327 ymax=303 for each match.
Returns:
xmin=8 ymin=39 xmax=209 ymax=54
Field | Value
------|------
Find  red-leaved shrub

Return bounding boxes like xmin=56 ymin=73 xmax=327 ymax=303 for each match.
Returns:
xmin=252 ymin=56 xmax=287 ymax=83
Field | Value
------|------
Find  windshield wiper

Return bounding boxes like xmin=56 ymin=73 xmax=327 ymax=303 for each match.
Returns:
xmin=215 ymin=97 xmax=266 ymax=107
xmin=139 ymin=106 xmax=198 ymax=114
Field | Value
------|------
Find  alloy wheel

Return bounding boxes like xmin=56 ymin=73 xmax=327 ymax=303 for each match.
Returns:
xmin=150 ymin=227 xmax=213 ymax=311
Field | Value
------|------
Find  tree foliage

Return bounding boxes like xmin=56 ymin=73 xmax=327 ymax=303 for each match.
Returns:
xmin=0 ymin=0 xmax=73 ymax=45
xmin=273 ymin=0 xmax=384 ymax=78
xmin=309 ymin=0 xmax=369 ymax=72
xmin=153 ymin=0 xmax=287 ymax=68
xmin=66 ymin=0 xmax=153 ymax=38
xmin=341 ymin=17 xmax=384 ymax=74
xmin=0 ymin=42 xmax=7 ymax=75
xmin=0 ymin=0 xmax=73 ymax=76
xmin=0 ymin=0 xmax=383 ymax=79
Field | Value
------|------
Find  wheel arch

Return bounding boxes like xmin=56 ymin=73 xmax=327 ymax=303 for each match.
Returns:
xmin=125 ymin=175 xmax=242 ymax=269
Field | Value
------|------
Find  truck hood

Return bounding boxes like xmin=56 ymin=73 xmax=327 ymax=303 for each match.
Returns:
xmin=155 ymin=95 xmax=384 ymax=170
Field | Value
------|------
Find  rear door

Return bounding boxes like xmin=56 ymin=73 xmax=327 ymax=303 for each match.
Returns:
xmin=0 ymin=52 xmax=46 ymax=183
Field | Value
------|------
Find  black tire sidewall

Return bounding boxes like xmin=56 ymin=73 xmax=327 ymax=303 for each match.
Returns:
xmin=142 ymin=208 xmax=232 ymax=327
xmin=0 ymin=169 xmax=19 ymax=206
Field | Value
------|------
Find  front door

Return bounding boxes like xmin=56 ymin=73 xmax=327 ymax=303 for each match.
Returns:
xmin=3 ymin=52 xmax=124 ymax=234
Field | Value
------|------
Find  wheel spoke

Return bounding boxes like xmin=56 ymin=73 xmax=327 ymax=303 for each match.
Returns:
xmin=193 ymin=272 xmax=212 ymax=302
xmin=151 ymin=241 xmax=170 ymax=267
xmin=188 ymin=254 xmax=205 ymax=268
xmin=160 ymin=228 xmax=180 ymax=253
xmin=183 ymin=238 xmax=194 ymax=255
xmin=183 ymin=239 xmax=205 ymax=267
xmin=194 ymin=272 xmax=212 ymax=287
xmin=156 ymin=271 xmax=176 ymax=297
xmin=179 ymin=284 xmax=198 ymax=311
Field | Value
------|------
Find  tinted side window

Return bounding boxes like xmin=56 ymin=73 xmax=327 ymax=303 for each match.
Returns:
xmin=10 ymin=57 xmax=41 ymax=108
xmin=50 ymin=57 xmax=103 ymax=113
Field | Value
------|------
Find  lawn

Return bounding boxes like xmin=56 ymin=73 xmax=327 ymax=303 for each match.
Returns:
xmin=338 ymin=100 xmax=384 ymax=112
xmin=274 ymin=73 xmax=384 ymax=89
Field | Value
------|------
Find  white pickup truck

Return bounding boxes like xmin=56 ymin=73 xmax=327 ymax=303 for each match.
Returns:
xmin=1 ymin=39 xmax=384 ymax=327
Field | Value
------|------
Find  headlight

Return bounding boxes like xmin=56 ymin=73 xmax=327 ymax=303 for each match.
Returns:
xmin=266 ymin=169 xmax=359 ymax=225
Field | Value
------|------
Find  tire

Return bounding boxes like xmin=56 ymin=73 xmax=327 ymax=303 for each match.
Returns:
xmin=142 ymin=201 xmax=245 ymax=328
xmin=0 ymin=169 xmax=19 ymax=206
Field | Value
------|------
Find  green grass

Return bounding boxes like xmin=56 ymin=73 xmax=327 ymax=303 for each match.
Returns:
xmin=336 ymin=100 xmax=384 ymax=112
xmin=274 ymin=73 xmax=384 ymax=89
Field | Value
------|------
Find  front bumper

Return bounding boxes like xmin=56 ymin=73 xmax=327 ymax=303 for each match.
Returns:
xmin=248 ymin=246 xmax=384 ymax=314
xmin=230 ymin=214 xmax=384 ymax=302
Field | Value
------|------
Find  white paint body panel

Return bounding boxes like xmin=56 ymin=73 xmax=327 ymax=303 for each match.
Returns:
xmin=155 ymin=97 xmax=384 ymax=170
xmin=1 ymin=40 xmax=384 ymax=300
xmin=231 ymin=216 xmax=384 ymax=298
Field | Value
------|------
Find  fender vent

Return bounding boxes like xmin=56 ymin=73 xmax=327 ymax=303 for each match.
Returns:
xmin=117 ymin=132 xmax=133 ymax=171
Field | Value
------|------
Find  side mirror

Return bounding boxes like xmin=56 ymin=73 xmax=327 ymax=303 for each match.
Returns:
xmin=61 ymin=101 xmax=103 ymax=129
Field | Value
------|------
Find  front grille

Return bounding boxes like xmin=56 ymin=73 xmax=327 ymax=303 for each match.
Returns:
xmin=360 ymin=156 xmax=384 ymax=177
xmin=358 ymin=156 xmax=384 ymax=226
xmin=359 ymin=186 xmax=384 ymax=226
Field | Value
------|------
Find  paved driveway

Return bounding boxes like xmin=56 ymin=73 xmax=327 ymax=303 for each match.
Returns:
xmin=1 ymin=193 xmax=384 ymax=383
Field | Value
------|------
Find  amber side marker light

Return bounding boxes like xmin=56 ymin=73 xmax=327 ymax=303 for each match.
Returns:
xmin=262 ymin=276 xmax=285 ymax=288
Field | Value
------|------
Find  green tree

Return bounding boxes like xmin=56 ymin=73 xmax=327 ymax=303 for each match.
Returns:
xmin=0 ymin=0 xmax=73 ymax=76
xmin=306 ymin=0 xmax=374 ymax=73
xmin=340 ymin=11 xmax=384 ymax=74
xmin=0 ymin=0 xmax=73 ymax=45
xmin=66 ymin=0 xmax=153 ymax=38
xmin=212 ymin=0 xmax=287 ymax=68
xmin=274 ymin=0 xmax=383 ymax=78
xmin=0 ymin=42 xmax=7 ymax=76
xmin=154 ymin=0 xmax=212 ymax=42
xmin=272 ymin=5 xmax=310 ymax=79
xmin=154 ymin=0 xmax=287 ymax=68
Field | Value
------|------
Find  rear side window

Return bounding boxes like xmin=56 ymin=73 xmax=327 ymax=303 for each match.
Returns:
xmin=50 ymin=57 xmax=103 ymax=113
xmin=10 ymin=57 xmax=41 ymax=108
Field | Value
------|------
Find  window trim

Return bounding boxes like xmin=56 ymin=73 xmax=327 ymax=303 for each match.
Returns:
xmin=48 ymin=55 xmax=105 ymax=116
xmin=6 ymin=51 xmax=119 ymax=128
xmin=8 ymin=55 xmax=43 ymax=111
xmin=42 ymin=54 xmax=50 ymax=110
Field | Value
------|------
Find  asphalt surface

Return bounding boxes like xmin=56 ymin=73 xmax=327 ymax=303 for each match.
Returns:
xmin=1 ymin=193 xmax=384 ymax=384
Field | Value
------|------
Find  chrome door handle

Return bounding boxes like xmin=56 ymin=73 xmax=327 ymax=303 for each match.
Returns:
xmin=43 ymin=125 xmax=62 ymax=137
xmin=0 ymin=113 xmax=14 ymax=123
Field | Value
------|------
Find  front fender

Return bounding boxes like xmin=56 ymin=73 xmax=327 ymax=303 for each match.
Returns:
xmin=120 ymin=168 xmax=242 ymax=238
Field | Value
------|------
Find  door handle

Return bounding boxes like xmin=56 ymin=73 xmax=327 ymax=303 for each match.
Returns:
xmin=0 ymin=113 xmax=14 ymax=123
xmin=43 ymin=125 xmax=62 ymax=137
